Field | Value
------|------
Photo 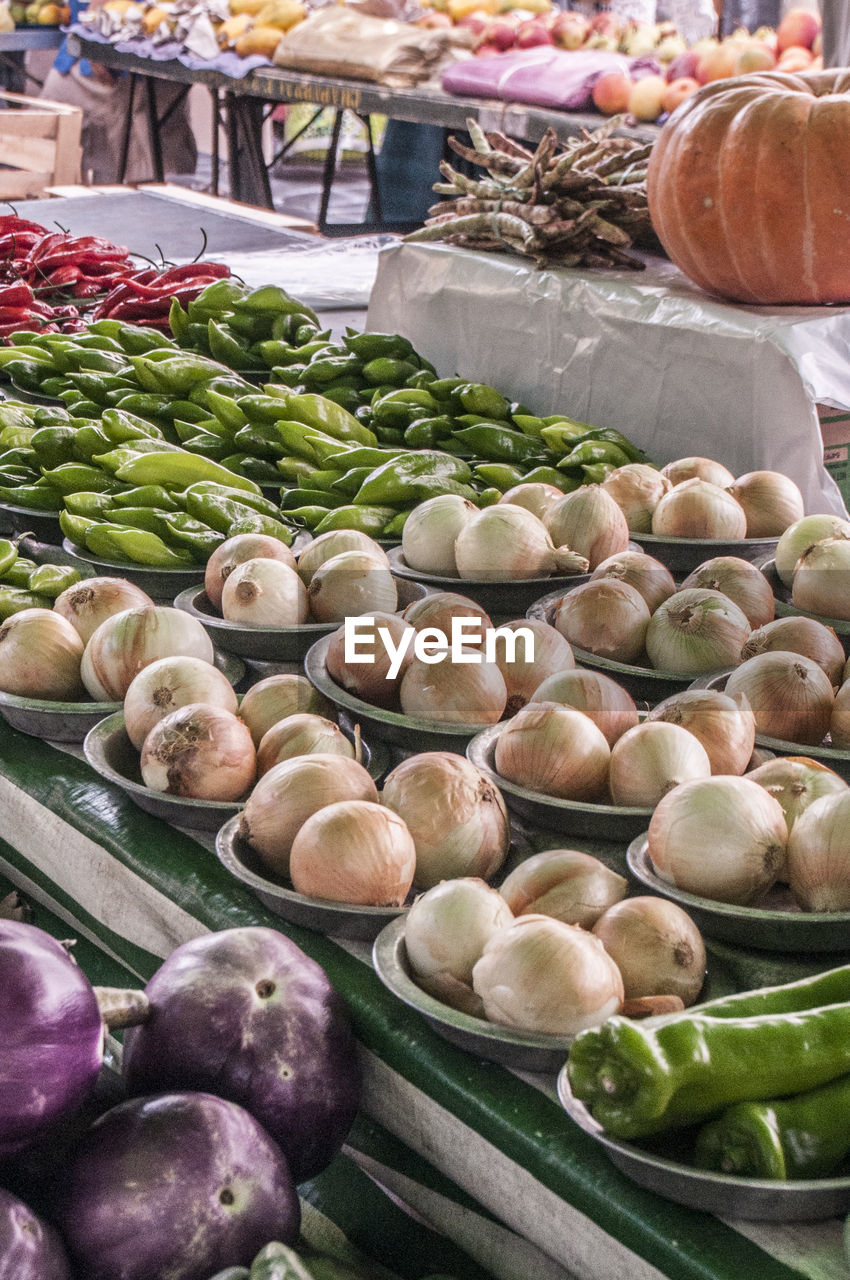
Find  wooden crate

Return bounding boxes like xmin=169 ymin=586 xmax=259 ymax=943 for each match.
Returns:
xmin=0 ymin=90 xmax=82 ymax=200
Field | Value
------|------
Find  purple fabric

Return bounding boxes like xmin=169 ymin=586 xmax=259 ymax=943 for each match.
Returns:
xmin=441 ymin=47 xmax=661 ymax=110
xmin=67 ymin=23 xmax=272 ymax=76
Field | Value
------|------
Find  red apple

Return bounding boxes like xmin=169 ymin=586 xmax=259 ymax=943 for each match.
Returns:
xmin=486 ymin=16 xmax=517 ymax=48
xmin=458 ymin=12 xmax=492 ymax=35
xmin=514 ymin=18 xmax=553 ymax=46
xmin=551 ymin=9 xmax=588 ymax=48
xmin=665 ymin=49 xmax=700 ymax=82
xmin=695 ymin=40 xmax=738 ymax=83
xmin=661 ymin=75 xmax=699 ymax=115
xmin=592 ymin=68 xmax=633 ymax=115
xmin=474 ymin=39 xmax=503 ymax=54
xmin=776 ymin=7 xmax=821 ymax=51
xmin=777 ymin=44 xmax=814 ymax=70
xmin=588 ymin=10 xmax=620 ymax=38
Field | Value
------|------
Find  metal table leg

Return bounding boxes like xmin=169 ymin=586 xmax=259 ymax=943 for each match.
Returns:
xmin=144 ymin=74 xmax=165 ymax=183
xmin=118 ymin=72 xmax=138 ymax=184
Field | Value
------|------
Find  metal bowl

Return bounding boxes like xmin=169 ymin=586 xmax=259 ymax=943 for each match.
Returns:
xmin=693 ymin=669 xmax=850 ymax=783
xmin=373 ymin=915 xmax=575 ymax=1071
xmin=83 ymin=710 xmax=387 ymax=833
xmin=387 ymin=546 xmax=590 ymax=618
xmin=527 ymin=586 xmax=730 ymax=704
xmin=0 ymin=503 xmax=63 ymax=545
xmin=761 ymin=557 xmax=850 ymax=657
xmin=627 ymin=833 xmax=850 ymax=952
xmin=61 ymin=538 xmax=208 ymax=600
xmin=557 ymin=1066 xmax=850 ymax=1221
xmin=216 ymin=814 xmax=406 ymax=940
xmin=304 ymin=632 xmax=496 ymax=754
xmin=629 ymin=531 xmax=780 ymax=577
xmin=0 ymin=649 xmax=244 ymax=743
xmin=172 ymin=577 xmax=428 ymax=662
xmin=467 ymin=722 xmax=651 ymax=841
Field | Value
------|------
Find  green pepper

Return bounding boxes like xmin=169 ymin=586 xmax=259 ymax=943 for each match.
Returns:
xmin=0 ymin=426 xmax=36 ymax=449
xmin=302 ymin=354 xmax=363 ymax=388
xmin=382 ymin=508 xmax=413 ymax=537
xmin=169 ymin=297 xmax=191 ymax=343
xmin=189 ymin=375 xmax=254 ymax=409
xmin=558 ymin=440 xmax=634 ymax=469
xmin=0 ymin=404 xmax=36 ymax=431
xmin=208 ymin=320 xmax=264 ymax=371
xmin=232 ymin=423 xmax=290 ymax=461
xmin=331 ymin=466 xmax=372 ymax=498
xmin=180 ymin=431 xmax=232 ymax=461
xmin=64 ymin=491 xmax=116 ymax=519
xmin=403 ymin=416 xmax=454 ymax=449
xmin=72 ymin=427 xmax=114 ymax=464
xmin=27 ymin=563 xmax=81 ymax=599
xmin=115 ymin=324 xmax=176 ymax=356
xmin=568 ymin=965 xmax=850 ymax=1140
xmin=353 ymin=452 xmax=472 ymax=507
xmin=111 ymin=392 xmax=175 ymax=419
xmin=67 ymin=348 xmax=131 ymax=376
xmin=0 ymin=557 xmax=37 ymax=588
xmin=223 ymin=455 xmax=282 ymax=484
xmin=450 ymin=425 xmax=547 ymax=465
xmin=180 ymin=483 xmax=280 ymax=520
xmin=540 ymin=421 xmax=599 ymax=451
xmin=203 ymin=390 xmax=248 ymax=433
xmin=405 ymin=369 xmax=438 ymax=389
xmin=102 ymin=506 xmax=170 ymax=536
xmin=279 ymin=489 xmax=339 ymax=512
xmin=0 ymin=587 xmax=52 ymax=619
xmin=454 ymin=383 xmax=509 ymax=419
xmin=59 ymin=511 xmax=97 ymax=547
xmin=84 ymin=523 xmax=194 ymax=568
xmin=235 ymin=285 xmax=318 ymax=326
xmin=276 ymin=457 xmax=318 ymax=483
xmin=581 ymin=463 xmax=617 ymax=484
xmin=585 ymin=427 xmax=647 ymax=463
xmin=109 ymin=485 xmax=182 ymax=512
xmin=475 ymin=487 xmax=502 ymax=507
xmin=323 ymin=446 xmax=404 ymax=471
xmin=319 ymin=386 xmax=363 ymax=413
xmin=188 ymin=278 xmax=251 ymax=320
xmin=1 ymin=359 xmax=54 ymax=393
xmin=67 ymin=372 xmax=136 ymax=406
xmin=342 ymin=331 xmax=415 ymax=362
xmin=297 ymin=468 xmax=344 ymax=492
xmin=281 ymin=394 xmax=377 ymax=446
xmin=362 ymin=357 xmax=419 ymax=386
xmin=227 ymin=514 xmax=293 ymax=544
xmin=371 ymin=389 xmax=438 ymax=429
xmin=29 ymin=427 xmax=77 ymax=470
xmin=162 ymin=513 xmax=224 ymax=561
xmin=694 ymin=1073 xmax=850 ymax=1180
xmin=511 ymin=414 xmax=548 ymax=437
xmin=0 ymin=484 xmax=64 ymax=511
xmin=267 ymin=365 xmax=307 ymax=389
xmin=64 ymin=399 xmax=102 ymax=419
xmin=183 ymin=489 xmax=283 ymax=536
xmin=101 ymin=409 xmax=165 ymax=445
xmin=473 ymin=463 xmax=525 ymax=491
xmin=312 ymin=505 xmax=397 ymax=536
xmin=37 ymin=376 xmax=69 ymax=399
xmin=131 ymin=354 xmax=224 ymax=397
xmin=0 ymin=536 xmax=19 ymax=578
xmin=522 ymin=466 xmax=579 ymax=490
xmin=283 ymin=505 xmax=334 ymax=529
xmin=113 ymin=450 xmax=262 ymax=495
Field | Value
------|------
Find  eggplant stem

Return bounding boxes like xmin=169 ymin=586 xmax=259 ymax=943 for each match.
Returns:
xmin=94 ymin=986 xmax=151 ymax=1029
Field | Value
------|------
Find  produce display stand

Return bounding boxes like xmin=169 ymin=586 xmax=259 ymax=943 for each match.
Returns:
xmin=0 ymin=719 xmax=847 ymax=1280
xmin=65 ymin=33 xmax=657 ymax=232
xmin=0 ymin=27 xmax=64 ymax=94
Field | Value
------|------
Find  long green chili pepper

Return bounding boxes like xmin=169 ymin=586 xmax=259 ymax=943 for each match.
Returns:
xmin=27 ymin=564 xmax=81 ymax=599
xmin=0 ymin=587 xmax=53 ymax=618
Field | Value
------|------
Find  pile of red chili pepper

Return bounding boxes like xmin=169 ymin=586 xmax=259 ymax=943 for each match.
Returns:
xmin=0 ymin=214 xmax=231 ymax=339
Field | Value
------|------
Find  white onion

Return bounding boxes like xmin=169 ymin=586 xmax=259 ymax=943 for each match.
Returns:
xmin=124 ymin=656 xmax=238 ymax=751
xmin=204 ymin=534 xmax=296 ymax=613
xmin=786 ymin=791 xmax=850 ymax=911
xmin=608 ymin=721 xmax=712 ymax=808
xmin=238 ymin=753 xmax=378 ymax=878
xmin=289 ymin=799 xmax=416 ymax=906
xmin=139 ymin=703 xmax=256 ymax=801
xmin=742 ymin=616 xmax=846 ymax=687
xmin=220 ymin=558 xmax=308 ymax=628
xmin=651 ymin=478 xmax=747 ymax=540
xmin=592 ymin=897 xmax=706 ymax=1005
xmin=401 ymin=494 xmax=478 ymax=576
xmin=660 ymin=457 xmax=736 ymax=488
xmin=792 ymin=538 xmax=850 ymax=621
xmin=494 ymin=701 xmax=610 ymax=801
xmin=0 ymin=608 xmax=84 ymax=700
xmin=747 ymin=756 xmax=848 ymax=835
xmin=498 ymin=482 xmax=564 ymax=522
xmin=325 ymin=611 xmax=415 ymax=708
xmin=646 ymin=688 xmax=755 ymax=775
xmin=53 ymin=577 xmax=153 ymax=645
xmin=471 ymin=914 xmax=624 ymax=1035
xmin=490 ymin=618 xmax=574 ymax=715
xmin=296 ymin=530 xmax=389 ymax=586
xmin=381 ymin=752 xmax=510 ymax=888
xmin=454 ymin=505 xmax=588 ymax=581
xmin=499 ymin=849 xmax=627 ymax=928
xmin=399 ymin=652 xmax=507 ymax=725
xmin=680 ymin=556 xmax=775 ymax=628
xmin=830 ymin=682 xmax=850 ymax=749
xmin=256 ymin=713 xmax=354 ymax=776
xmin=774 ymin=514 xmax=850 ymax=589
xmin=645 ymin=589 xmax=750 ymax=675
xmin=725 ymin=651 xmax=835 ymax=745
xmin=545 ymin=484 xmax=630 ymax=569
xmin=82 ymin=606 xmax=214 ymax=702
xmin=591 ymin=550 xmax=677 ymax=613
xmin=239 ymin=674 xmax=333 ymax=747
xmin=601 ymin=464 xmax=672 ymax=533
xmin=530 ymin=668 xmax=639 ymax=745
xmin=647 ymin=775 xmax=787 ymax=904
xmin=549 ymin=579 xmax=650 ymax=662
xmin=402 ymin=592 xmax=492 ymax=647
xmin=404 ymin=878 xmax=514 ymax=1015
xmin=727 ymin=471 xmax=805 ymax=538
xmin=307 ymin=550 xmax=397 ymax=623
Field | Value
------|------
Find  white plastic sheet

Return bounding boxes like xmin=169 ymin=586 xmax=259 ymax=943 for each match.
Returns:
xmin=223 ymin=235 xmax=398 ymax=308
xmin=367 ymin=242 xmax=850 ymax=519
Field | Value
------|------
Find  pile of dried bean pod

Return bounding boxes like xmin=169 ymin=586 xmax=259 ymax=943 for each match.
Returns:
xmin=405 ymin=116 xmax=660 ymax=270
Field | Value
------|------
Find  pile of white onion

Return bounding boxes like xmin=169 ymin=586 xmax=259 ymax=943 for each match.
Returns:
xmin=203 ymin=530 xmax=397 ymax=627
xmin=647 ymin=766 xmax=850 ymax=912
xmin=772 ymin=514 xmax=850 ymax=623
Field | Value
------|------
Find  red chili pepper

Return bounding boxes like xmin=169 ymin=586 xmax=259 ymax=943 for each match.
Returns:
xmin=0 ymin=282 xmax=35 ymax=306
xmin=0 ymin=305 xmax=37 ymax=323
xmin=151 ymin=262 xmax=231 ymax=284
xmin=72 ymin=279 xmax=107 ymax=299
xmin=44 ymin=265 xmax=83 ymax=287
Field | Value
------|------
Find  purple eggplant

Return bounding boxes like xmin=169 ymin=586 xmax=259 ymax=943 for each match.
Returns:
xmin=59 ymin=1090 xmax=300 ymax=1280
xmin=0 ymin=920 xmax=104 ymax=1156
xmin=122 ymin=927 xmax=361 ymax=1183
xmin=0 ymin=1187 xmax=70 ymax=1280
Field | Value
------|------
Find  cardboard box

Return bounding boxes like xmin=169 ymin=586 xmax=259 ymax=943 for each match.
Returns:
xmin=0 ymin=91 xmax=82 ymax=200
xmin=819 ymin=405 xmax=850 ymax=511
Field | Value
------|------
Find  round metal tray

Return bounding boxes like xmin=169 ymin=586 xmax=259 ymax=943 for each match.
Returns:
xmin=387 ymin=545 xmax=590 ymax=618
xmin=627 ymin=833 xmax=850 ymax=952
xmin=304 ymin=632 xmax=496 ymax=754
xmin=466 ymin=722 xmax=651 ymax=841
xmin=557 ymin=1066 xmax=850 ymax=1221
xmin=216 ymin=813 xmax=406 ymax=940
xmin=693 ymin=669 xmax=850 ymax=783
xmin=761 ymin=557 xmax=850 ymax=657
xmin=61 ymin=538 xmax=207 ymax=599
xmin=172 ymin=576 xmax=428 ymax=662
xmin=83 ymin=710 xmax=387 ymax=833
xmin=0 ymin=502 xmax=63 ymax=544
xmin=629 ymin=531 xmax=779 ymax=577
xmin=0 ymin=649 xmax=244 ymax=743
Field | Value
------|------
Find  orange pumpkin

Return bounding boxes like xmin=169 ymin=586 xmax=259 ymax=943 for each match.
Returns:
xmin=646 ymin=70 xmax=850 ymax=305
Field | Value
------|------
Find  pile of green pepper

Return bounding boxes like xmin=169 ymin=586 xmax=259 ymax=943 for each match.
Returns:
xmin=0 ymin=534 xmax=82 ymax=617
xmin=567 ymin=963 xmax=850 ymax=1181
